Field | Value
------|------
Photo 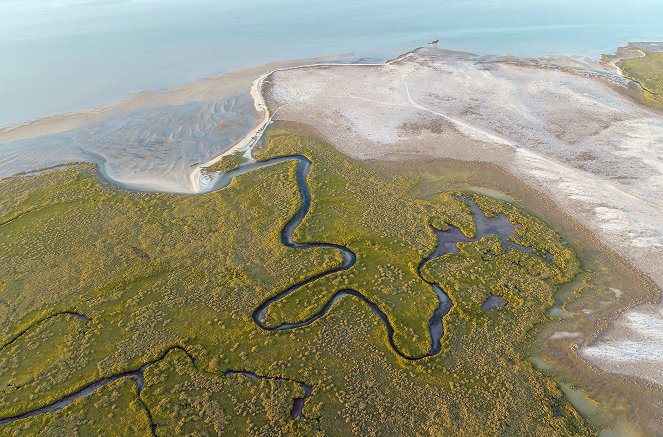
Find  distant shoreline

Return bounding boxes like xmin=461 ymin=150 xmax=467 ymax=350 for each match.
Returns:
xmin=3 ymin=40 xmax=658 ymax=135
xmin=0 ymin=42 xmax=658 ymax=195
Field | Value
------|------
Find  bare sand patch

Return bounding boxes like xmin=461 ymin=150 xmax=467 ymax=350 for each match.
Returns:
xmin=0 ymin=57 xmax=340 ymax=193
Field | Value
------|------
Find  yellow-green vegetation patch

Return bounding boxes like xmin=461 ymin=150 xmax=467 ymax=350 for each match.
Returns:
xmin=141 ymin=348 xmax=315 ymax=435
xmin=204 ymin=151 xmax=249 ymax=173
xmin=0 ymin=377 xmax=152 ymax=436
xmin=618 ymin=50 xmax=663 ymax=108
xmin=0 ymin=312 xmax=94 ymax=418
xmin=0 ymin=130 xmax=592 ymax=435
xmin=254 ymin=133 xmax=475 ymax=358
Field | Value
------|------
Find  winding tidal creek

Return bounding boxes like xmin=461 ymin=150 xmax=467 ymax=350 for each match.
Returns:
xmin=226 ymin=156 xmax=537 ymax=359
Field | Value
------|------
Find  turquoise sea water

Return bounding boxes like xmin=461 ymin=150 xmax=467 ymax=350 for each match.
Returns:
xmin=2 ymin=0 xmax=663 ymax=127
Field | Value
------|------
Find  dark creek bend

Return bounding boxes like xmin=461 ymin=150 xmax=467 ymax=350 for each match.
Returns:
xmin=223 ymin=370 xmax=313 ymax=420
xmin=230 ymin=155 xmax=540 ymax=359
xmin=0 ymin=344 xmax=315 ymax=431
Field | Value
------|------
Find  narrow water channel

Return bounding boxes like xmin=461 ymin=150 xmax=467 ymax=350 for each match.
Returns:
xmin=243 ymin=156 xmax=539 ymax=359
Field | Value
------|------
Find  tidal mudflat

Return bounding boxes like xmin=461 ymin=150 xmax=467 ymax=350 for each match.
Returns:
xmin=0 ymin=57 xmax=336 ymax=192
xmin=4 ymin=0 xmax=663 ymax=128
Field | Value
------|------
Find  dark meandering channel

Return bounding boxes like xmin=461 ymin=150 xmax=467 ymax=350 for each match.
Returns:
xmin=0 ymin=154 xmax=546 ymax=429
xmin=221 ymin=155 xmax=543 ymax=359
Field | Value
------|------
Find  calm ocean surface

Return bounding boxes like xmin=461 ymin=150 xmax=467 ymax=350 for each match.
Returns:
xmin=2 ymin=0 xmax=663 ymax=127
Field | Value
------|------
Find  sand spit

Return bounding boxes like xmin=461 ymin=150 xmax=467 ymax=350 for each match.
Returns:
xmin=264 ymin=49 xmax=663 ymax=387
xmin=193 ymin=53 xmax=419 ymax=192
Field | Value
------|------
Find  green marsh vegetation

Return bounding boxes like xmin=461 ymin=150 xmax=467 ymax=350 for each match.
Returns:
xmin=618 ymin=49 xmax=663 ymax=109
xmin=203 ymin=151 xmax=249 ymax=173
xmin=0 ymin=129 xmax=594 ymax=435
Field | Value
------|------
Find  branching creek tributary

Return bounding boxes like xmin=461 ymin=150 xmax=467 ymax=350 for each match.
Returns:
xmin=215 ymin=155 xmax=544 ymax=358
xmin=0 ymin=154 xmax=548 ymax=431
